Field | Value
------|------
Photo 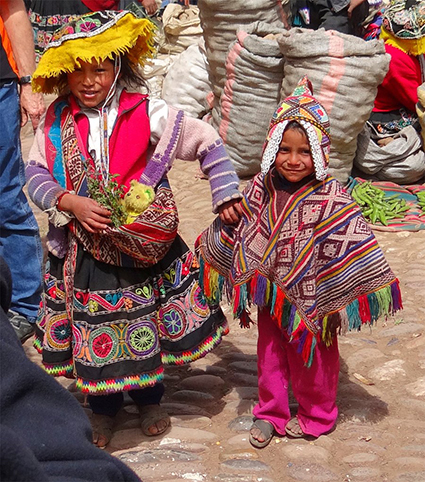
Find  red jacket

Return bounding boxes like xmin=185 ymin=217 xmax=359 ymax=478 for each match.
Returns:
xmin=81 ymin=1 xmax=120 ymax=11
xmin=373 ymin=43 xmax=421 ymax=113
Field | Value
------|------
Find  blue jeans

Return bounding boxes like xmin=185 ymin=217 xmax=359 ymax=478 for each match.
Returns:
xmin=0 ymin=81 xmax=42 ymax=322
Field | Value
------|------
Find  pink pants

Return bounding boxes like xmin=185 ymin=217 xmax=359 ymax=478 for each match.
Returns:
xmin=253 ymin=308 xmax=340 ymax=437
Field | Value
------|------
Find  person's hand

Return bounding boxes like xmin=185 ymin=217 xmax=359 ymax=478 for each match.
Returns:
xmin=19 ymin=84 xmax=45 ymax=130
xmin=59 ymin=194 xmax=112 ymax=233
xmin=347 ymin=0 xmax=366 ymax=17
xmin=141 ymin=0 xmax=158 ymax=15
xmin=218 ymin=199 xmax=242 ymax=225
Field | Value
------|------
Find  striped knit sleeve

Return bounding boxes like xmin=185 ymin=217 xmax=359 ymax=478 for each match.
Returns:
xmin=26 ymin=161 xmax=64 ymax=211
xmin=173 ymin=111 xmax=242 ymax=213
xmin=26 ymin=119 xmax=72 ymax=226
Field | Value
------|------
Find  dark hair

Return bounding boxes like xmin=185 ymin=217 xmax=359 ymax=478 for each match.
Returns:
xmin=118 ymin=54 xmax=148 ymax=91
xmin=285 ymin=120 xmax=308 ymax=136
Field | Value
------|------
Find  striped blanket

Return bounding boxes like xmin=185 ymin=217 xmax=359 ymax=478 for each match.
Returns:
xmin=196 ymin=169 xmax=402 ymax=366
xmin=347 ymin=177 xmax=425 ymax=232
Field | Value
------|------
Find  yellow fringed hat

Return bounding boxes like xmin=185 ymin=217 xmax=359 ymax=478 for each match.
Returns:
xmin=32 ymin=10 xmax=157 ymax=94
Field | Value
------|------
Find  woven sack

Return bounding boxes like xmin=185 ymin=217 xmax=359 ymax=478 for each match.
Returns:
xmin=197 ymin=0 xmax=288 ymax=112
xmin=216 ymin=22 xmax=285 ymax=177
xmin=159 ymin=4 xmax=203 ymax=55
xmin=70 ymin=178 xmax=179 ymax=267
xmin=278 ymin=28 xmax=390 ymax=184
xmin=162 ymin=39 xmax=212 ymax=118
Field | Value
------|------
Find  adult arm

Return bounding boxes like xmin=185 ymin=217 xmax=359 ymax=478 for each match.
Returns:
xmin=0 ymin=0 xmax=45 ymax=129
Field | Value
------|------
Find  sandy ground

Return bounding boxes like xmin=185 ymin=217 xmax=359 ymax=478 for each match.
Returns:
xmin=20 ymin=115 xmax=425 ymax=482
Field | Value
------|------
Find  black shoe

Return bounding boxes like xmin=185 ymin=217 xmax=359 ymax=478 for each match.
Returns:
xmin=7 ymin=310 xmax=35 ymax=344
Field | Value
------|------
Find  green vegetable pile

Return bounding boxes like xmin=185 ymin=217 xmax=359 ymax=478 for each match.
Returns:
xmin=417 ymin=191 xmax=425 ymax=213
xmin=351 ymin=181 xmax=409 ymax=226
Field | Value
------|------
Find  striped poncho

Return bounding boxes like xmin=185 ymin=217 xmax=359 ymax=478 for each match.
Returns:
xmin=196 ymin=168 xmax=402 ymax=366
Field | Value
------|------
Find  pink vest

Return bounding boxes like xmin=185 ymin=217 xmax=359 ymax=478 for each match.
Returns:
xmin=45 ymin=90 xmax=151 ymax=192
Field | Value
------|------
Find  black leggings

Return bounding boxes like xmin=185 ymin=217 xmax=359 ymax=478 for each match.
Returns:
xmin=88 ymin=383 xmax=165 ymax=417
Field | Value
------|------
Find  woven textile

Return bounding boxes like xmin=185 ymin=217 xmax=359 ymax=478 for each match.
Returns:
xmin=45 ymin=99 xmax=178 ymax=267
xmin=196 ymin=170 xmax=402 ymax=366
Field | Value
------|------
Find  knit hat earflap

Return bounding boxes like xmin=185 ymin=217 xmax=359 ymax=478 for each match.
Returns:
xmin=261 ymin=76 xmax=331 ymax=181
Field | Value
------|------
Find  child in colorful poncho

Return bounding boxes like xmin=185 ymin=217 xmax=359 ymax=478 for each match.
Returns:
xmin=26 ymin=10 xmax=242 ymax=449
xmin=195 ymin=77 xmax=402 ymax=447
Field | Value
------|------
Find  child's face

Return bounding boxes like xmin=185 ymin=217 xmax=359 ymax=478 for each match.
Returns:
xmin=274 ymin=127 xmax=314 ymax=183
xmin=67 ymin=58 xmax=116 ymax=108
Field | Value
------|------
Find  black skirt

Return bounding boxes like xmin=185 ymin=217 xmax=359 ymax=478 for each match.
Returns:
xmin=35 ymin=235 xmax=227 ymax=395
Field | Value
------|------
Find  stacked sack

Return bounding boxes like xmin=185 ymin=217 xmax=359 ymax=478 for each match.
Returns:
xmin=159 ymin=4 xmax=204 ymax=55
xmin=216 ymin=22 xmax=285 ymax=177
xmin=278 ymin=28 xmax=390 ymax=184
xmin=197 ymin=0 xmax=288 ymax=111
xmin=162 ymin=39 xmax=212 ymax=118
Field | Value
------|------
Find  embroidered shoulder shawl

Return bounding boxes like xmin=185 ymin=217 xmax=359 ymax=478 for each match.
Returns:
xmin=196 ymin=170 xmax=402 ymax=366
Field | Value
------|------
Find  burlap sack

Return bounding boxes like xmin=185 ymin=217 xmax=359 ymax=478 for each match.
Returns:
xmin=355 ymin=124 xmax=425 ymax=184
xmin=159 ymin=4 xmax=203 ymax=55
xmin=198 ymin=0 xmax=288 ymax=111
xmin=215 ymin=22 xmax=285 ymax=177
xmin=162 ymin=39 xmax=212 ymax=118
xmin=278 ymin=28 xmax=390 ymax=184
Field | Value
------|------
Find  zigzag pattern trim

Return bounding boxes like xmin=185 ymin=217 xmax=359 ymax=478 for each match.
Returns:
xmin=161 ymin=324 xmax=224 ymax=365
xmin=75 ymin=366 xmax=164 ymax=394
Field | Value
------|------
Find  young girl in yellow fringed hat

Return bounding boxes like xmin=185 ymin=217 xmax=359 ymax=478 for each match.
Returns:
xmin=27 ymin=10 xmax=242 ymax=449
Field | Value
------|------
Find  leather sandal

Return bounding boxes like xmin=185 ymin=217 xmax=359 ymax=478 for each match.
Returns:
xmin=90 ymin=413 xmax=115 ymax=449
xmin=139 ymin=404 xmax=170 ymax=436
xmin=249 ymin=418 xmax=275 ymax=448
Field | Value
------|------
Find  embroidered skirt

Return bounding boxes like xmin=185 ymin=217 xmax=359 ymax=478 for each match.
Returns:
xmin=34 ymin=235 xmax=226 ymax=395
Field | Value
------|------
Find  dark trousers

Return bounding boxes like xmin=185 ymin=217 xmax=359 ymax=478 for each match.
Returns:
xmin=88 ymin=383 xmax=165 ymax=417
xmin=294 ymin=0 xmax=369 ymax=36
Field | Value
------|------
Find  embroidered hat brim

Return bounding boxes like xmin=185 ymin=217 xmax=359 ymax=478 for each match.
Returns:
xmin=32 ymin=10 xmax=157 ymax=94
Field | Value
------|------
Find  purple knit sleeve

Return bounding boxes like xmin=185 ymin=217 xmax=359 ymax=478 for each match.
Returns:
xmin=198 ymin=139 xmax=242 ymax=213
xmin=26 ymin=161 xmax=65 ymax=211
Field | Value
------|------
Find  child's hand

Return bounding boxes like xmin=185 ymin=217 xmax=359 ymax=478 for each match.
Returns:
xmin=218 ymin=199 xmax=242 ymax=225
xmin=58 ymin=194 xmax=112 ymax=233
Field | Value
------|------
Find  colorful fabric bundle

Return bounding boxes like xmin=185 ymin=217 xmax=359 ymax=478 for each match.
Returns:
xmin=44 ymin=98 xmax=179 ymax=268
xmin=32 ymin=10 xmax=157 ymax=94
xmin=196 ymin=172 xmax=402 ymax=366
xmin=380 ymin=0 xmax=425 ymax=56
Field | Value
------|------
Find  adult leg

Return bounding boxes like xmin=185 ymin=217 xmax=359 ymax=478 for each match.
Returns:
xmin=287 ymin=336 xmax=339 ymax=438
xmin=129 ymin=383 xmax=170 ymax=436
xmin=252 ymin=308 xmax=291 ymax=438
xmin=0 ymin=82 xmax=42 ymax=339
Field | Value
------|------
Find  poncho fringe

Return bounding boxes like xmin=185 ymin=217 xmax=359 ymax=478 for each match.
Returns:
xmin=198 ymin=258 xmax=402 ymax=367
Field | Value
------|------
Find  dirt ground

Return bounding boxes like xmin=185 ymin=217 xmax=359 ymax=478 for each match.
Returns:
xmin=20 ymin=118 xmax=425 ymax=482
